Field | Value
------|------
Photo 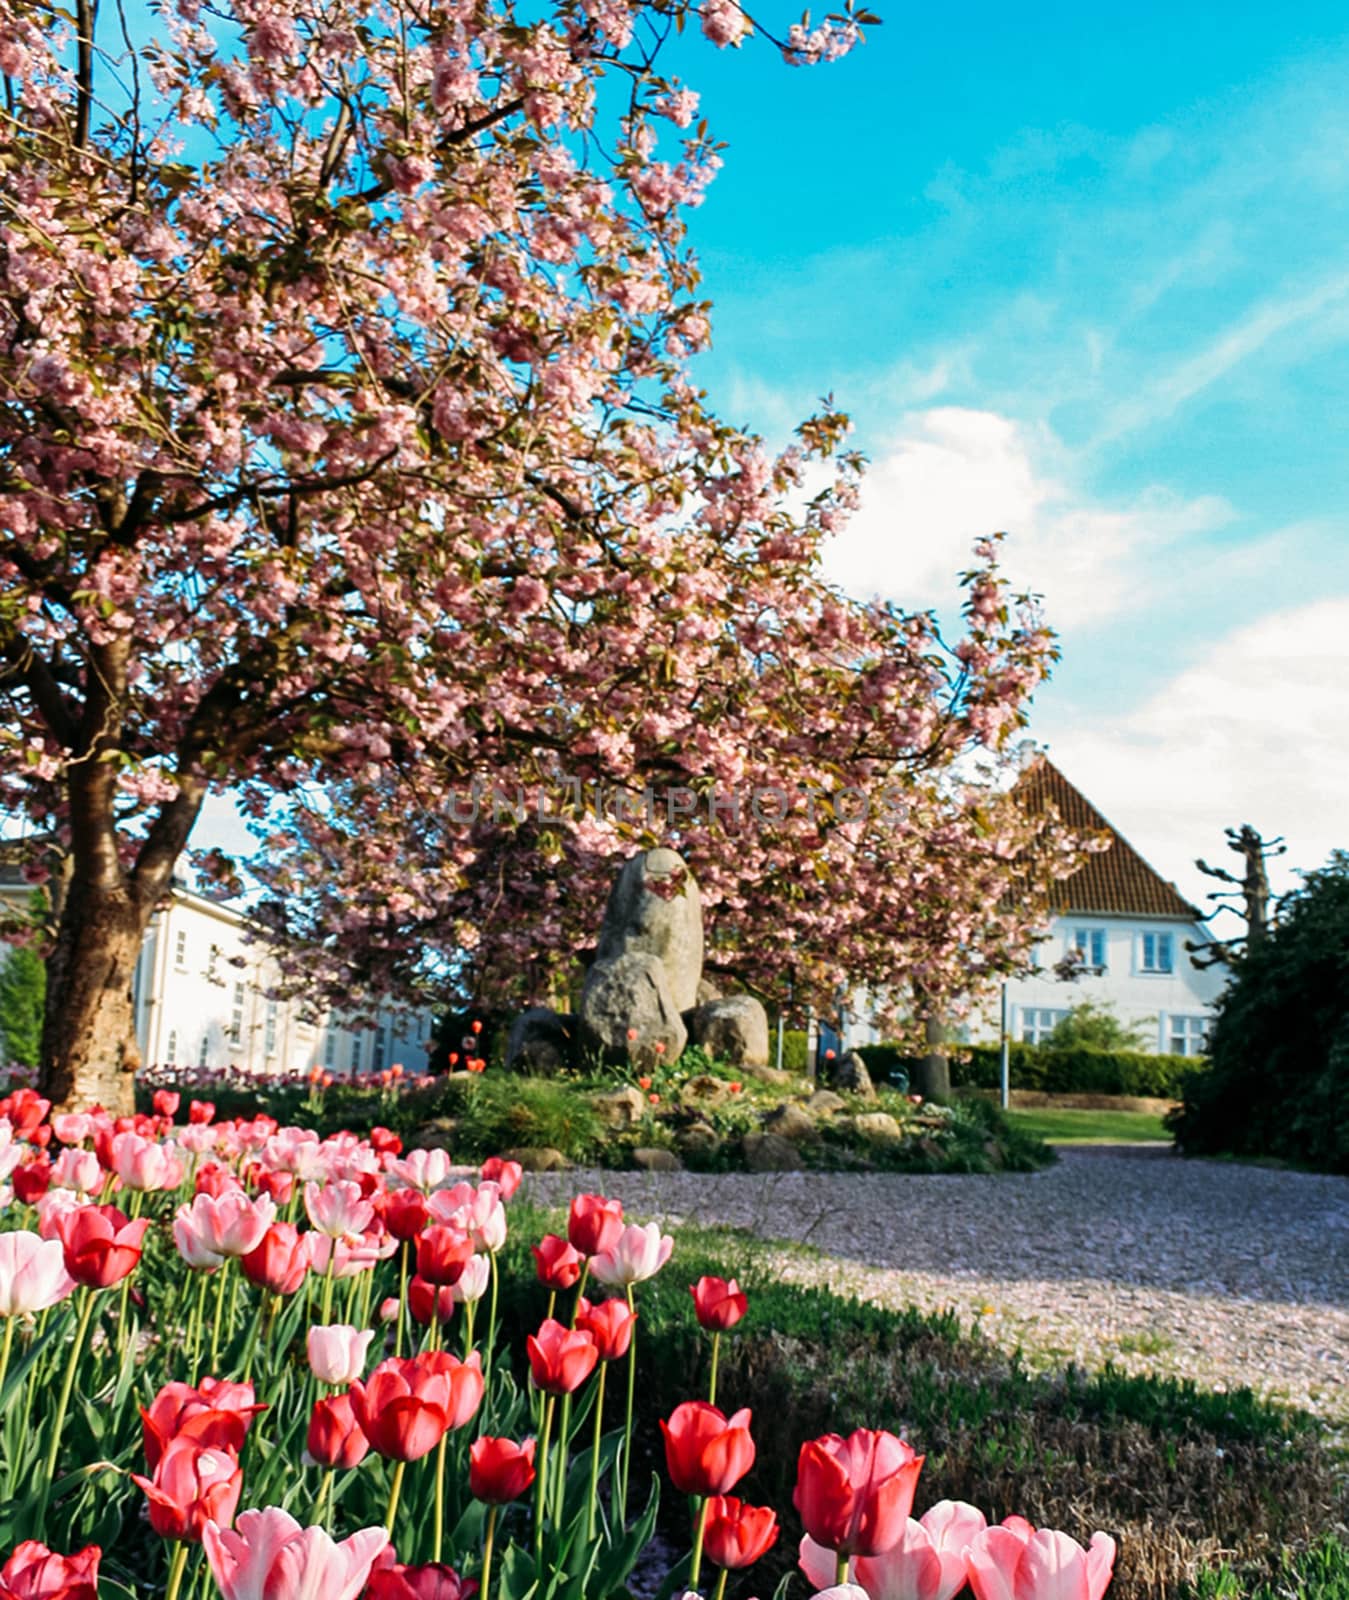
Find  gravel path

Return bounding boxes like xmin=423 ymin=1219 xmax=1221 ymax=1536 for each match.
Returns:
xmin=523 ymin=1149 xmax=1349 ymax=1422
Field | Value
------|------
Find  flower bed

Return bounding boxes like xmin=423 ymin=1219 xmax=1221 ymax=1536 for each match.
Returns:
xmin=0 ymin=1082 xmax=1107 ymax=1600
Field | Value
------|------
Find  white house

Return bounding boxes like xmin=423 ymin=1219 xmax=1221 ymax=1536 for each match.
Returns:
xmin=975 ymin=757 xmax=1227 ymax=1055
xmin=0 ymin=865 xmax=437 ymax=1077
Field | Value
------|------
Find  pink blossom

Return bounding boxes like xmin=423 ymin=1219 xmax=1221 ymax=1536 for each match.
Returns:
xmin=590 ymin=1221 xmax=673 ymax=1287
xmin=204 ymin=1507 xmax=388 ymax=1600
xmin=306 ymin=1324 xmax=376 ymax=1385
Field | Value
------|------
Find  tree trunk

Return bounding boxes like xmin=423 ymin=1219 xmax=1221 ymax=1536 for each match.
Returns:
xmin=914 ymin=1013 xmax=951 ymax=1103
xmin=41 ymin=880 xmax=147 ymax=1116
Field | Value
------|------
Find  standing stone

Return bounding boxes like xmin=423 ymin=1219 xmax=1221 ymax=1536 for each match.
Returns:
xmin=831 ymin=1050 xmax=876 ymax=1100
xmin=690 ymin=995 xmax=770 ymax=1067
xmin=595 ymin=848 xmax=704 ymax=1012
xmin=580 ymin=951 xmax=688 ymax=1062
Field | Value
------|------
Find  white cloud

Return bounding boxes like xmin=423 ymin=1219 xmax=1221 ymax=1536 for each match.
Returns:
xmin=824 ymin=406 xmax=1232 ymax=629
xmin=1038 ymin=598 xmax=1349 ymax=908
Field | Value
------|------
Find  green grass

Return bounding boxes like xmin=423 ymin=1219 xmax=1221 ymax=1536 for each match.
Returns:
xmin=1005 ymin=1106 xmax=1171 ymax=1144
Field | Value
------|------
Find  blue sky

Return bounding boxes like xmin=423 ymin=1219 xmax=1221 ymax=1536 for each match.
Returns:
xmin=646 ymin=0 xmax=1349 ymax=915
xmin=191 ymin=1 xmax=1349 ymax=926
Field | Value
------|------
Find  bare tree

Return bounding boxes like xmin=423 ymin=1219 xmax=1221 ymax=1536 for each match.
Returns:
xmin=1187 ymin=824 xmax=1286 ymax=969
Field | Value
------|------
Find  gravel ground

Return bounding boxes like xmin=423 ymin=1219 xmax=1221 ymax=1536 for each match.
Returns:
xmin=522 ymin=1149 xmax=1349 ymax=1422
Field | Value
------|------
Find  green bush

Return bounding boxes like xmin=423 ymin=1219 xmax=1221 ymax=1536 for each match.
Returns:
xmin=1169 ymin=852 xmax=1349 ymax=1173
xmin=778 ymin=1027 xmax=809 ymax=1073
xmin=953 ymin=1041 xmax=1196 ymax=1099
xmin=448 ymin=1073 xmax=605 ymax=1161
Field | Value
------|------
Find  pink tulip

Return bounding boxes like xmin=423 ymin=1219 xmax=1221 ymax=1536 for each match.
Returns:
xmin=174 ymin=1190 xmax=275 ymax=1265
xmin=109 ymin=1131 xmax=184 ymax=1193
xmin=589 ymin=1221 xmax=673 ymax=1287
xmin=306 ymin=1228 xmax=397 ymax=1279
xmin=203 ymin=1507 xmax=388 ymax=1600
xmin=450 ymin=1255 xmax=491 ymax=1304
xmin=307 ymin=1324 xmax=375 ymax=1385
xmin=966 ymin=1523 xmax=1116 ymax=1600
xmin=801 ymin=1502 xmax=987 ymax=1600
xmin=384 ymin=1149 xmax=456 ymax=1195
xmin=50 ymin=1148 xmax=101 ymax=1195
xmin=305 ymin=1179 xmax=376 ymax=1239
xmin=50 ymin=1113 xmax=97 ymax=1146
xmin=0 ymin=1231 xmax=75 ymax=1317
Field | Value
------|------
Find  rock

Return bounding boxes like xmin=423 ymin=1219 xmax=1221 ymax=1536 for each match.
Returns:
xmin=674 ymin=1121 xmax=722 ymax=1159
xmin=739 ymin=1063 xmax=799 ymax=1088
xmin=690 ymin=995 xmax=770 ymax=1067
xmin=695 ymin=977 xmax=723 ymax=1006
xmin=741 ymin=1131 xmax=804 ymax=1171
xmin=850 ymin=1111 xmax=904 ymax=1144
xmin=409 ymin=1118 xmax=459 ymax=1149
xmin=805 ymin=1089 xmax=847 ymax=1118
xmin=506 ymin=1008 xmax=575 ymax=1076
xmin=580 ymin=951 xmax=688 ymax=1062
xmin=682 ymin=1073 xmax=730 ymax=1108
xmin=595 ymin=848 xmax=704 ymax=1012
xmin=831 ymin=1050 xmax=876 ymax=1100
xmin=501 ymin=1146 xmax=571 ymax=1172
xmin=589 ymin=1086 xmax=649 ymax=1128
xmin=762 ymin=1102 xmax=818 ymax=1142
xmin=633 ymin=1146 xmax=682 ymax=1172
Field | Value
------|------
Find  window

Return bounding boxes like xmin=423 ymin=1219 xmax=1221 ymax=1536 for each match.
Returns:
xmin=1020 ymin=1007 xmax=1069 ymax=1045
xmin=198 ymin=1036 xmax=209 ymax=1067
xmin=373 ymin=1022 xmax=388 ymax=1073
xmin=1069 ymin=927 xmax=1107 ymax=972
xmin=175 ymin=930 xmax=188 ymax=968
xmin=350 ymin=1037 xmax=362 ymax=1073
xmin=165 ymin=1030 xmax=177 ymax=1065
xmin=230 ymin=981 xmax=245 ymax=1046
xmin=1167 ymin=1015 xmax=1208 ymax=1056
xmin=1139 ymin=931 xmax=1174 ymax=973
xmin=264 ymin=999 xmax=278 ymax=1057
xmin=324 ymin=1029 xmax=337 ymax=1067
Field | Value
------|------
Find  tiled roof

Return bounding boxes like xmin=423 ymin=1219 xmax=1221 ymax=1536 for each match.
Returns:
xmin=1013 ymin=756 xmax=1201 ymax=921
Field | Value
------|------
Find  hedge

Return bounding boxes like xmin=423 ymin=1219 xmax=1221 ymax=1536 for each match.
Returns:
xmin=859 ymin=1040 xmax=1199 ymax=1099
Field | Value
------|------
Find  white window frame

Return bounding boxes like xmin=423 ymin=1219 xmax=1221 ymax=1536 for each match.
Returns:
xmin=1069 ymin=926 xmax=1108 ymax=973
xmin=1020 ymin=1006 xmax=1069 ymax=1045
xmin=174 ymin=929 xmax=188 ymax=969
xmin=1138 ymin=930 xmax=1175 ymax=974
xmin=1165 ymin=1014 xmax=1208 ymax=1056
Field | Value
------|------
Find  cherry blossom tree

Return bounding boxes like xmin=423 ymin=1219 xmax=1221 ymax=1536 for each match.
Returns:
xmin=1 ymin=0 xmax=1066 ymax=1111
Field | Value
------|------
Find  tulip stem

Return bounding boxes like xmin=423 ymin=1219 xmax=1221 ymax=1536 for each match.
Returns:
xmin=164 ymin=1540 xmax=190 ymax=1600
xmin=546 ymin=1290 xmax=556 ymax=1325
xmin=587 ymin=1359 xmax=607 ymax=1543
xmin=534 ymin=1393 xmax=556 ymax=1575
xmin=835 ymin=1553 xmax=850 ymax=1586
xmin=396 ymin=1243 xmax=409 ymax=1358
xmin=209 ymin=1261 xmax=229 ymax=1370
xmin=483 ymin=1253 xmax=499 ymax=1401
xmin=713 ymin=1566 xmax=729 ymax=1600
xmin=708 ymin=1331 xmax=720 ymax=1407
xmin=0 ymin=1315 xmax=14 ymax=1401
xmin=689 ymin=1495 xmax=709 ymax=1593
xmin=480 ymin=1504 xmax=499 ymax=1600
xmin=385 ymin=1458 xmax=407 ymax=1536
xmin=314 ymin=1468 xmax=334 ymax=1532
xmin=433 ymin=1428 xmax=448 ymax=1562
xmin=36 ymin=1286 xmax=96 ymax=1536
xmin=320 ymin=1244 xmax=337 ymax=1326
xmin=617 ymin=1285 xmax=636 ymax=1527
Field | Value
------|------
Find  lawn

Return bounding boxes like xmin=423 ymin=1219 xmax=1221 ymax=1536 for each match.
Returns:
xmin=1005 ymin=1106 xmax=1171 ymax=1144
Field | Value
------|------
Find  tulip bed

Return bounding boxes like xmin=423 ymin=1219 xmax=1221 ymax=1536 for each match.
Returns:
xmin=0 ymin=1083 xmax=1134 ymax=1600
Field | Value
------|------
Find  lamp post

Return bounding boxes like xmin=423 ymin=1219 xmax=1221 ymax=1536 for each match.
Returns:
xmin=999 ymin=981 xmax=1011 ymax=1111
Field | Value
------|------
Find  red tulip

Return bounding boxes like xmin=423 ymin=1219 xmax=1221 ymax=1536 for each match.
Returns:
xmin=531 ymin=1234 xmax=583 ymax=1291
xmin=195 ymin=1164 xmax=243 ymax=1199
xmin=0 ymin=1540 xmax=100 ymax=1600
xmin=416 ymin=1225 xmax=473 ymax=1286
xmin=703 ymin=1496 xmax=780 ymax=1570
xmin=371 ymin=1126 xmax=404 ymax=1157
xmin=576 ymin=1296 xmax=637 ymax=1361
xmin=132 ymin=1437 xmax=242 ymax=1541
xmin=57 ymin=1205 xmax=152 ymax=1288
xmin=526 ymin=1319 xmax=598 ymax=1395
xmin=152 ymin=1091 xmax=181 ymax=1119
xmin=408 ymin=1275 xmax=457 ymax=1326
xmin=246 ymin=1165 xmax=294 ymax=1205
xmin=365 ymin=1556 xmax=479 ymax=1600
xmin=567 ymin=1194 xmax=624 ymax=1257
xmin=307 ymin=1392 xmax=371 ymax=1469
xmin=349 ymin=1355 xmax=455 ymax=1462
xmin=12 ymin=1158 xmax=52 ymax=1206
xmin=380 ymin=1189 xmax=431 ymax=1241
xmin=419 ymin=1350 xmax=485 ymax=1430
xmin=240 ymin=1223 xmax=310 ymax=1296
xmin=478 ymin=1157 xmax=522 ymax=1199
xmin=141 ymin=1379 xmax=264 ymax=1472
xmin=660 ymin=1402 xmax=756 ymax=1496
xmin=0 ymin=1089 xmax=50 ymax=1140
xmin=189 ymin=1100 xmax=216 ymax=1125
xmin=468 ymin=1436 xmax=537 ymax=1503
xmin=794 ymin=1429 xmax=924 ymax=1558
xmin=690 ymin=1276 xmax=748 ymax=1331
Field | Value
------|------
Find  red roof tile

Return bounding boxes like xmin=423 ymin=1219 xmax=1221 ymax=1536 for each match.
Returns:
xmin=1013 ymin=757 xmax=1200 ymax=921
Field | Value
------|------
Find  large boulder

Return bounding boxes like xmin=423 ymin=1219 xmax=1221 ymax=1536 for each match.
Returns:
xmin=506 ymin=1008 xmax=575 ymax=1076
xmin=595 ymin=848 xmax=704 ymax=1012
xmin=690 ymin=995 xmax=770 ymax=1067
xmin=762 ymin=1102 xmax=818 ymax=1143
xmin=741 ymin=1131 xmax=803 ymax=1171
xmin=580 ymin=951 xmax=688 ymax=1062
xmin=830 ymin=1050 xmax=876 ymax=1100
xmin=590 ymin=1086 xmax=648 ymax=1128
